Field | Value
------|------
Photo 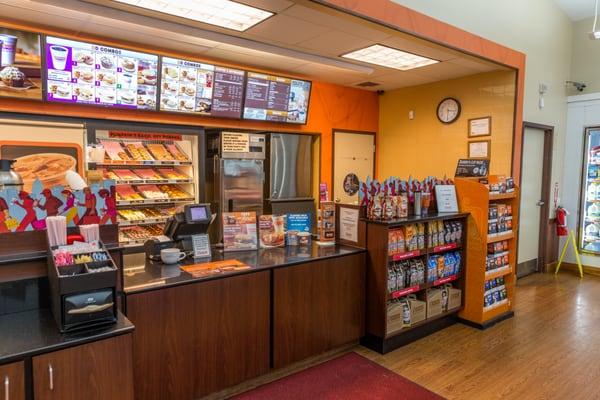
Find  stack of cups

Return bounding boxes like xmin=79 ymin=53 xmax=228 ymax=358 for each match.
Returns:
xmin=0 ymin=34 xmax=18 ymax=66
xmin=80 ymin=224 xmax=100 ymax=243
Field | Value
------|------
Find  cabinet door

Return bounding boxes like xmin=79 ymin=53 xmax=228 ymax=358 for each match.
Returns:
xmin=0 ymin=361 xmax=25 ymax=400
xmin=32 ymin=334 xmax=134 ymax=400
xmin=273 ymin=253 xmax=366 ymax=368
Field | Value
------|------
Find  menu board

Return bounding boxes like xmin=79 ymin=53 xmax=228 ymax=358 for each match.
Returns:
xmin=45 ymin=36 xmax=158 ymax=109
xmin=0 ymin=27 xmax=42 ymax=100
xmin=160 ymin=57 xmax=244 ymax=118
xmin=243 ymin=72 xmax=311 ymax=124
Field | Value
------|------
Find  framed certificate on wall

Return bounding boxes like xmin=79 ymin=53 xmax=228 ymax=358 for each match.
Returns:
xmin=468 ymin=116 xmax=491 ymax=137
xmin=468 ymin=140 xmax=491 ymax=158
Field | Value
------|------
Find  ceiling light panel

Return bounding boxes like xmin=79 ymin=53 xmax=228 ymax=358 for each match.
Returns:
xmin=342 ymin=44 xmax=439 ymax=70
xmin=114 ymin=0 xmax=274 ymax=31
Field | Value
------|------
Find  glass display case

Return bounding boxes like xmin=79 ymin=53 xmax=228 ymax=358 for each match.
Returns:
xmin=580 ymin=127 xmax=600 ymax=254
xmin=87 ymin=125 xmax=200 ymax=247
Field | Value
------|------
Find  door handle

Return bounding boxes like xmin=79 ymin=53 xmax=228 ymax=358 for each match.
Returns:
xmin=4 ymin=375 xmax=8 ymax=400
xmin=48 ymin=364 xmax=54 ymax=391
xmin=537 ymin=200 xmax=545 ymax=206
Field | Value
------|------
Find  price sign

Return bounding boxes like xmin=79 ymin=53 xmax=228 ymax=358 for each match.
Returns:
xmin=192 ymin=234 xmax=211 ymax=259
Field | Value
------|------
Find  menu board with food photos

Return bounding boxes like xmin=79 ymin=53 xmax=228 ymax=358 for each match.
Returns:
xmin=243 ymin=72 xmax=311 ymax=124
xmin=45 ymin=36 xmax=158 ymax=110
xmin=160 ymin=57 xmax=244 ymax=118
xmin=0 ymin=27 xmax=42 ymax=100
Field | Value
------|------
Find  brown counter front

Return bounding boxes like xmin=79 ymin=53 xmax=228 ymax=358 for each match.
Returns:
xmin=122 ymin=244 xmax=366 ymax=399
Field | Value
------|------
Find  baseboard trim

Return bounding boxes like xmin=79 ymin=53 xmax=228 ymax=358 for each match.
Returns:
xmin=551 ymin=262 xmax=600 ymax=277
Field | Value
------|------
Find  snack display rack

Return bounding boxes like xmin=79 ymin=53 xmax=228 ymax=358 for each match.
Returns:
xmin=454 ymin=177 xmax=519 ymax=328
xmin=88 ymin=131 xmax=198 ymax=247
xmin=361 ymin=212 xmax=468 ymax=354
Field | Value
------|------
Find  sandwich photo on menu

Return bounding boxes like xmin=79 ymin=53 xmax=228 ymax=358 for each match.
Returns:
xmin=0 ymin=27 xmax=42 ymax=100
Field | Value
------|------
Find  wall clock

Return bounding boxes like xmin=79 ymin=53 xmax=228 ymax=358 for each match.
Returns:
xmin=437 ymin=97 xmax=461 ymax=124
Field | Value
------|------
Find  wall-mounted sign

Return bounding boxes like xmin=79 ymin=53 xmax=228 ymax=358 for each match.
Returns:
xmin=44 ymin=36 xmax=158 ymax=110
xmin=468 ymin=140 xmax=491 ymax=158
xmin=455 ymin=159 xmax=489 ymax=177
xmin=468 ymin=116 xmax=491 ymax=137
xmin=0 ymin=27 xmax=42 ymax=100
xmin=222 ymin=132 xmax=250 ymax=153
xmin=343 ymin=173 xmax=359 ymax=196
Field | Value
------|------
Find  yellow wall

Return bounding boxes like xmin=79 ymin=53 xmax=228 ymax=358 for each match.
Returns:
xmin=378 ymin=70 xmax=516 ymax=179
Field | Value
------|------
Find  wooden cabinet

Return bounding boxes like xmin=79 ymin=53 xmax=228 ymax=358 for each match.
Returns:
xmin=0 ymin=361 xmax=25 ymax=400
xmin=273 ymin=253 xmax=366 ymax=368
xmin=126 ymin=271 xmax=271 ymax=400
xmin=32 ymin=334 xmax=134 ymax=400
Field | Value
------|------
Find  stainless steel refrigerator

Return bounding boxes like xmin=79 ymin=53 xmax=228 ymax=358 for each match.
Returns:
xmin=205 ymin=131 xmax=266 ymax=242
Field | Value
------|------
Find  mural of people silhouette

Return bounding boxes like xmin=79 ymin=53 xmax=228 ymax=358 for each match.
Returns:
xmin=0 ymin=196 xmax=9 ymax=233
xmin=80 ymin=186 xmax=100 ymax=225
xmin=35 ymin=188 xmax=63 ymax=217
xmin=99 ymin=186 xmax=117 ymax=225
xmin=60 ymin=189 xmax=80 ymax=225
xmin=13 ymin=190 xmax=41 ymax=231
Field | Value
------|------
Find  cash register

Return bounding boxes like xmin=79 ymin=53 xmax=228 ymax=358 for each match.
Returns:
xmin=144 ymin=203 xmax=214 ymax=259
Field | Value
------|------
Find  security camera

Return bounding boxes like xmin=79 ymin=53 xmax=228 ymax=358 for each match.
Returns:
xmin=567 ymin=81 xmax=587 ymax=92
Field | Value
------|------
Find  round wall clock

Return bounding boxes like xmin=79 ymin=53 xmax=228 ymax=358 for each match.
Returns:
xmin=437 ymin=97 xmax=461 ymax=124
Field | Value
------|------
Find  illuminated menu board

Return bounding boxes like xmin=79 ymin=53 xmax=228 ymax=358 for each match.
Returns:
xmin=160 ymin=56 xmax=244 ymax=118
xmin=243 ymin=72 xmax=311 ymax=124
xmin=45 ymin=36 xmax=158 ymax=109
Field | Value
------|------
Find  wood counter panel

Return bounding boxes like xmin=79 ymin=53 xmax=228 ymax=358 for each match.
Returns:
xmin=0 ymin=361 xmax=25 ymax=400
xmin=272 ymin=253 xmax=365 ymax=369
xmin=126 ymin=271 xmax=270 ymax=400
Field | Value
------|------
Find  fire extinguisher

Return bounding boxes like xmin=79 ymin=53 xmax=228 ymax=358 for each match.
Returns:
xmin=556 ymin=206 xmax=568 ymax=236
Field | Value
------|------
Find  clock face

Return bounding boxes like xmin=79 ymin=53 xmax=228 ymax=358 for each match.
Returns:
xmin=437 ymin=97 xmax=461 ymax=124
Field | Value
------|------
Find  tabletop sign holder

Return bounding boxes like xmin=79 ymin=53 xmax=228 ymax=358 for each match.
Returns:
xmin=455 ymin=159 xmax=489 ymax=178
xmin=191 ymin=234 xmax=211 ymax=259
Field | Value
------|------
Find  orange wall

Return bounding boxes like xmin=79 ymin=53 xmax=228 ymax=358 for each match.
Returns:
xmin=0 ymin=19 xmax=379 ymax=190
xmin=378 ymin=71 xmax=516 ymax=179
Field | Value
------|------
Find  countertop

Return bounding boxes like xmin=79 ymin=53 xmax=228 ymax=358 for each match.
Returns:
xmin=123 ymin=243 xmax=365 ymax=295
xmin=363 ymin=212 xmax=469 ymax=226
xmin=0 ymin=309 xmax=134 ymax=364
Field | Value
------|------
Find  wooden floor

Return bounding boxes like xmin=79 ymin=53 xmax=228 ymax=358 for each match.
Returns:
xmin=357 ymin=272 xmax=600 ymax=400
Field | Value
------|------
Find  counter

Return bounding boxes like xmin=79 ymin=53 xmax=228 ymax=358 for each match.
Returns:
xmin=122 ymin=243 xmax=366 ymax=400
xmin=0 ymin=309 xmax=134 ymax=365
xmin=123 ymin=243 xmax=364 ymax=294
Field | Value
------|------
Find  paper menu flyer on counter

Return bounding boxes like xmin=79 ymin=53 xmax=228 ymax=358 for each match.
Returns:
xmin=258 ymin=215 xmax=286 ymax=248
xmin=45 ymin=36 xmax=157 ymax=109
xmin=222 ymin=212 xmax=258 ymax=252
xmin=286 ymin=213 xmax=311 ymax=235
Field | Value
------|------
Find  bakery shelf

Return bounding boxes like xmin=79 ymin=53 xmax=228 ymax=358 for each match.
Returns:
xmin=429 ymin=242 xmax=461 ymax=254
xmin=388 ymin=249 xmax=425 ymax=262
xmin=119 ymin=217 xmax=170 ymax=227
xmin=91 ymin=160 xmax=192 ymax=167
xmin=116 ymin=198 xmax=194 ymax=206
xmin=489 ymin=192 xmax=517 ymax=201
xmin=388 ymin=284 xmax=426 ymax=300
xmin=115 ymin=179 xmax=194 ymax=185
xmin=487 ymin=231 xmax=514 ymax=243
xmin=428 ymin=274 xmax=459 ymax=288
xmin=485 ymin=265 xmax=512 ymax=280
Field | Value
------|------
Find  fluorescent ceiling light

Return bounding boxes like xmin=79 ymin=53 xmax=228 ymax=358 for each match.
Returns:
xmin=342 ymin=44 xmax=439 ymax=71
xmin=114 ymin=0 xmax=273 ymax=31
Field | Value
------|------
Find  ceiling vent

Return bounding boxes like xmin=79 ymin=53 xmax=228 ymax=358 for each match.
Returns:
xmin=356 ymin=81 xmax=380 ymax=87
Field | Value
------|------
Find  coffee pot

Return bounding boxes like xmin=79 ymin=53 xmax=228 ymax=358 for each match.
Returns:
xmin=0 ymin=159 xmax=23 ymax=191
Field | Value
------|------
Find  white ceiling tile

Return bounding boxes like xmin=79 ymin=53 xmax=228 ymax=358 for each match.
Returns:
xmin=235 ymin=0 xmax=294 ymax=13
xmin=245 ymin=14 xmax=330 ymax=45
xmin=410 ymin=62 xmax=481 ymax=81
xmin=379 ymin=36 xmax=459 ymax=62
xmin=282 ymin=4 xmax=391 ymax=41
xmin=297 ymin=30 xmax=374 ymax=56
xmin=446 ymin=56 xmax=506 ymax=72
xmin=291 ymin=63 xmax=369 ymax=86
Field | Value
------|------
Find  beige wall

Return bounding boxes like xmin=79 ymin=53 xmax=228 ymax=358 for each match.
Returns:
xmin=391 ymin=0 xmax=572 ymax=214
xmin=571 ymin=17 xmax=600 ymax=93
xmin=379 ymin=71 xmax=516 ymax=179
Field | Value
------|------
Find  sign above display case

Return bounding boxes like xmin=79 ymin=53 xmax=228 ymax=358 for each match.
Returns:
xmin=44 ymin=36 xmax=158 ymax=110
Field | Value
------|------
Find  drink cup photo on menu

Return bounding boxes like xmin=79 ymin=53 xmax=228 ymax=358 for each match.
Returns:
xmin=0 ymin=27 xmax=42 ymax=100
